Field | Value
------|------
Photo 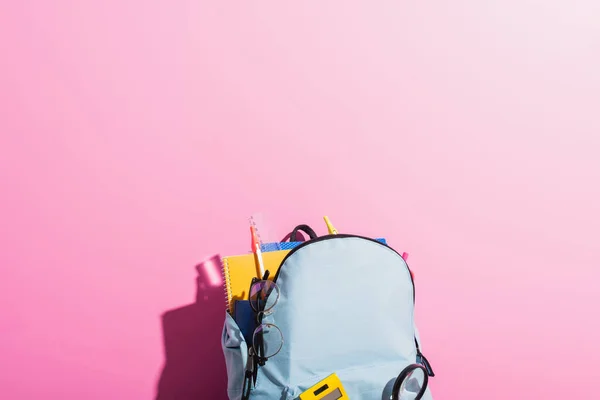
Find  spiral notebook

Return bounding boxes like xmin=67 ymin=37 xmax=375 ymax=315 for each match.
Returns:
xmin=221 ymin=250 xmax=291 ymax=314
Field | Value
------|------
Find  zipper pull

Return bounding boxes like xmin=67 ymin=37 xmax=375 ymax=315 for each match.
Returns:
xmin=241 ymin=348 xmax=256 ymax=400
xmin=416 ymin=349 xmax=435 ymax=377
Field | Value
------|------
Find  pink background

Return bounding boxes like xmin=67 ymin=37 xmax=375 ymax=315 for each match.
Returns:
xmin=1 ymin=1 xmax=599 ymax=399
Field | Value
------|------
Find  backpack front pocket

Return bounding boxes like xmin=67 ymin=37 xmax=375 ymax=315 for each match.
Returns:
xmin=283 ymin=360 xmax=432 ymax=400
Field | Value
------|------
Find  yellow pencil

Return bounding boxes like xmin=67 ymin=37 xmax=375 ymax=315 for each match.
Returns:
xmin=323 ymin=216 xmax=338 ymax=235
xmin=250 ymin=225 xmax=265 ymax=279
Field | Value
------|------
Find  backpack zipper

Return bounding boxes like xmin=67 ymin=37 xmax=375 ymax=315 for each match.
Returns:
xmin=272 ymin=234 xmax=415 ymax=303
xmin=416 ymin=347 xmax=435 ymax=377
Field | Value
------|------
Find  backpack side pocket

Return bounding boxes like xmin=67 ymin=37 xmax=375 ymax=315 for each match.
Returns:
xmin=222 ymin=312 xmax=248 ymax=400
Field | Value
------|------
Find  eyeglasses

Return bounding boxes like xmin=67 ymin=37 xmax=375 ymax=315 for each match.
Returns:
xmin=242 ymin=271 xmax=283 ymax=400
xmin=248 ymin=277 xmax=284 ymax=362
xmin=390 ymin=364 xmax=429 ymax=400
xmin=241 ymin=276 xmax=285 ymax=400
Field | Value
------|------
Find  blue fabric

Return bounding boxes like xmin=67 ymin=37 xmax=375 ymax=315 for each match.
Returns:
xmin=221 ymin=236 xmax=433 ymax=400
xmin=260 ymin=238 xmax=387 ymax=252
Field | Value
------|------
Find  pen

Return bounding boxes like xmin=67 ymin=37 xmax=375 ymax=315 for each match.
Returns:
xmin=323 ymin=216 xmax=338 ymax=235
xmin=250 ymin=225 xmax=265 ymax=279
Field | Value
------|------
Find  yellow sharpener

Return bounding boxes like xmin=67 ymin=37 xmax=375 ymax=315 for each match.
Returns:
xmin=298 ymin=373 xmax=349 ymax=400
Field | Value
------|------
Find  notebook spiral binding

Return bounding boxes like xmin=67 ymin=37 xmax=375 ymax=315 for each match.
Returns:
xmin=222 ymin=257 xmax=233 ymax=313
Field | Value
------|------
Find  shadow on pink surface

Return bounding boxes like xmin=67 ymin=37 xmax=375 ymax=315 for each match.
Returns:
xmin=155 ymin=255 xmax=228 ymax=400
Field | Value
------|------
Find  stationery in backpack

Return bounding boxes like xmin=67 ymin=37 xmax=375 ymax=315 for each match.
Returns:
xmin=259 ymin=218 xmax=387 ymax=252
xmin=221 ymin=223 xmax=316 ymax=316
xmin=221 ymin=249 xmax=290 ymax=315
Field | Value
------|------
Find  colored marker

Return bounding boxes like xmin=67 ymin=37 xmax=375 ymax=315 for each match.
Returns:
xmin=402 ymin=253 xmax=415 ymax=280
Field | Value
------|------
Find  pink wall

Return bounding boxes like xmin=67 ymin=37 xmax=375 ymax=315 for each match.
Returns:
xmin=1 ymin=1 xmax=599 ymax=399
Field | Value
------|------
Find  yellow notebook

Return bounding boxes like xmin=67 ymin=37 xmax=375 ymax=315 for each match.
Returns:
xmin=222 ymin=250 xmax=290 ymax=314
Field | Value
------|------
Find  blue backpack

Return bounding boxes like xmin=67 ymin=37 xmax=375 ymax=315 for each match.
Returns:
xmin=221 ymin=227 xmax=435 ymax=399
